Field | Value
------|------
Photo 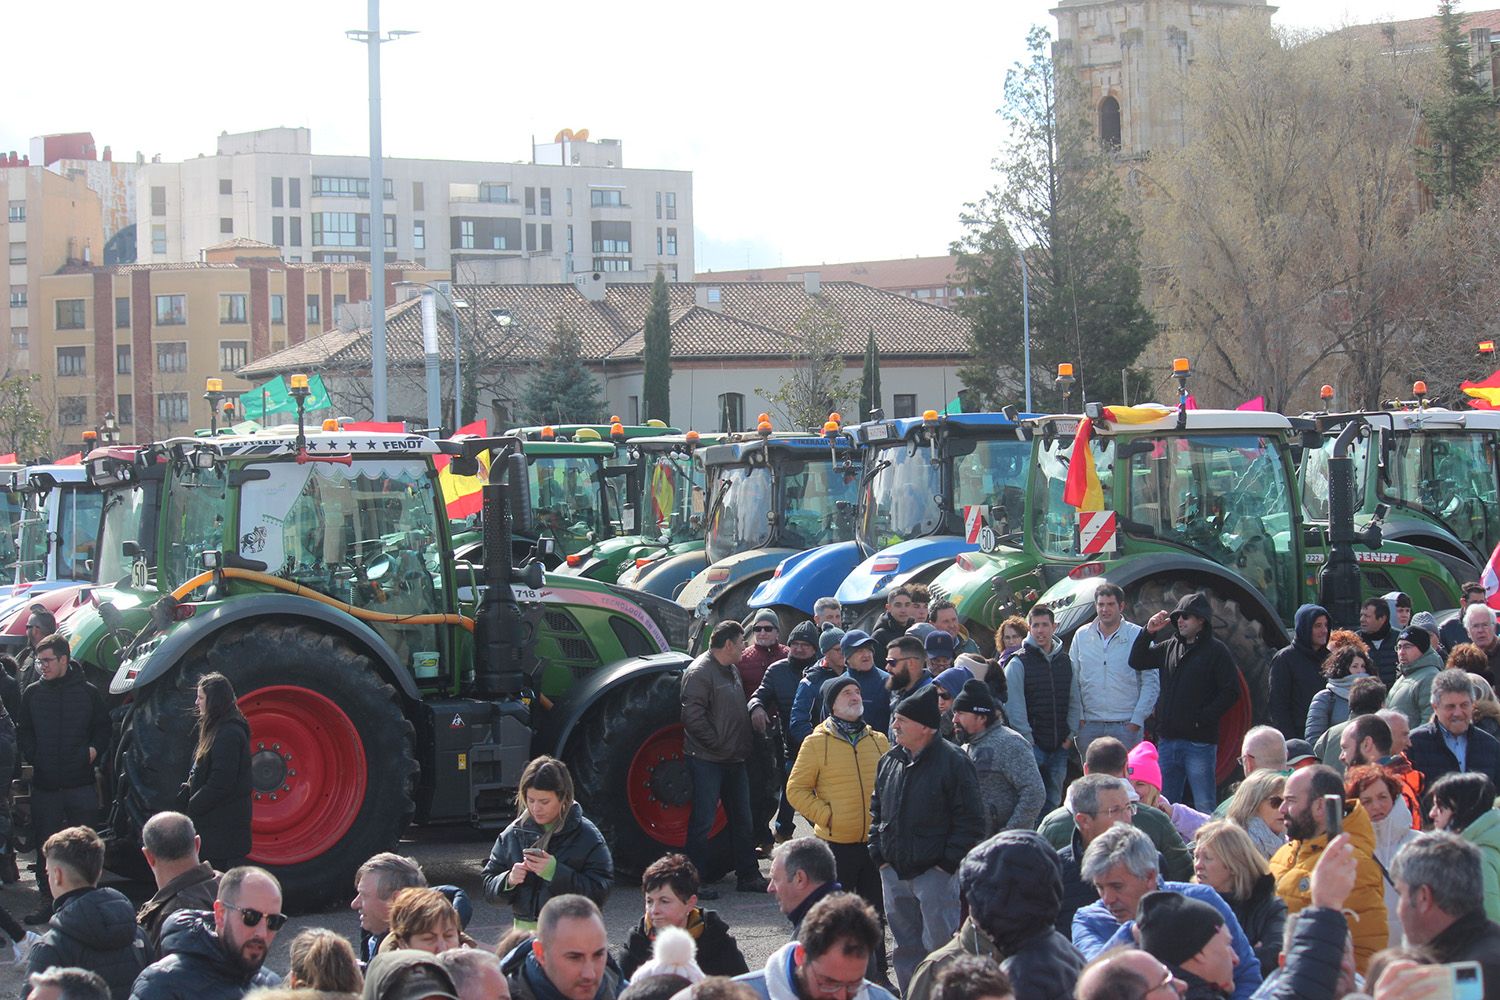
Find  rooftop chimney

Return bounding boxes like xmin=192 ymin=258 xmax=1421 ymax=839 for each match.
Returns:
xmin=803 ymin=271 xmax=822 ymax=295
xmin=574 ymin=270 xmax=608 ymax=303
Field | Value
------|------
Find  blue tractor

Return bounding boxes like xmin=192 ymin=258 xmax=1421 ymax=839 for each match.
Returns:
xmin=677 ymin=429 xmax=859 ymax=649
xmin=751 ymin=411 xmax=1030 ymax=633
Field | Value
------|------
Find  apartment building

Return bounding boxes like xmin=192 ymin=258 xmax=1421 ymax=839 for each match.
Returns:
xmin=33 ymin=242 xmax=441 ymax=448
xmin=138 ymin=127 xmax=694 ymax=278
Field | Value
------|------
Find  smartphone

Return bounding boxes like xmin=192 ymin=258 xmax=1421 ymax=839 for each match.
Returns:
xmin=523 ymin=847 xmax=543 ymax=857
xmin=1324 ymin=794 xmax=1343 ymax=839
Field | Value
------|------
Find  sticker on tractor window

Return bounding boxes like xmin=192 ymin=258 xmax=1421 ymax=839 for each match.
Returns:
xmin=1077 ymin=510 xmax=1118 ymax=555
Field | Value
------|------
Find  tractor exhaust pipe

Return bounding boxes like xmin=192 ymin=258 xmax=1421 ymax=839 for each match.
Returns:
xmin=1320 ymin=418 xmax=1365 ymax=628
xmin=475 ymin=451 xmax=540 ymax=698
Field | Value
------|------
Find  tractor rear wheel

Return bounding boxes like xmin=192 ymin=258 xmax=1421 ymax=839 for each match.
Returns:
xmin=568 ymin=672 xmax=777 ymax=882
xmin=116 ymin=623 xmax=417 ymax=910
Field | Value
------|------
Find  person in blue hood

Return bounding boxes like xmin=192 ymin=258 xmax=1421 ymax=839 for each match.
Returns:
xmin=1268 ymin=605 xmax=1329 ymax=740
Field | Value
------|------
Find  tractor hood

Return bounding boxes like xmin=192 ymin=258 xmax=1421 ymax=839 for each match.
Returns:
xmin=749 ymin=541 xmax=862 ymax=614
xmin=836 ymin=537 xmax=974 ymax=606
xmin=677 ymin=548 xmax=797 ymax=613
xmin=617 ymin=545 xmax=708 ymax=600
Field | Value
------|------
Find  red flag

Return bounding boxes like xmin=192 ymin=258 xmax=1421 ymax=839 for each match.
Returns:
xmin=0 ymin=453 xmax=16 ymax=464
xmin=1485 ymin=539 xmax=1500 ymax=610
xmin=55 ymin=453 xmax=82 ymax=466
xmin=1237 ymin=396 xmax=1266 ymax=411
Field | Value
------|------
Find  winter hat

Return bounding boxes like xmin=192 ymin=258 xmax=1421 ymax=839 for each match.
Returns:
xmin=789 ymin=620 xmax=820 ymax=648
xmin=1126 ymin=742 xmax=1164 ymax=794
xmin=1136 ymin=891 xmax=1224 ymax=968
xmin=1169 ymin=592 xmax=1213 ymax=623
xmin=434 ymin=885 xmax=472 ymax=929
xmin=959 ymin=830 xmax=1065 ymax=939
xmin=750 ymin=608 xmax=779 ymax=630
xmin=1410 ymin=611 xmax=1441 ymax=639
xmin=925 ymin=630 xmax=958 ymax=661
xmin=894 ymin=683 xmax=942 ymax=731
xmin=1397 ymin=626 xmax=1431 ymax=654
xmin=839 ymin=629 xmax=878 ymax=658
xmin=955 ymin=653 xmax=988 ymax=675
xmin=822 ymin=675 xmax=861 ymax=715
xmin=365 ymin=952 xmax=461 ymax=1000
xmin=819 ymin=625 xmax=846 ymax=655
xmin=952 ymin=678 xmax=996 ymax=716
xmin=632 ymin=926 xmax=705 ymax=984
xmin=933 ymin=665 xmax=974 ymax=699
xmin=905 ymin=622 xmax=938 ymax=641
xmin=1284 ymin=738 xmax=1318 ymax=767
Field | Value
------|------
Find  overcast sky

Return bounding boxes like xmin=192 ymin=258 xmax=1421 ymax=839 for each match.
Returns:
xmin=4 ymin=0 xmax=1461 ymax=271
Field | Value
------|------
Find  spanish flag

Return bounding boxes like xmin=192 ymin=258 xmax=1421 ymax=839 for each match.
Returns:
xmin=649 ymin=459 xmax=676 ymax=529
xmin=1102 ymin=403 xmax=1175 ymax=424
xmin=1063 ymin=419 xmax=1105 ymax=511
xmin=1463 ymin=370 xmax=1500 ymax=410
xmin=435 ymin=420 xmax=490 ymax=519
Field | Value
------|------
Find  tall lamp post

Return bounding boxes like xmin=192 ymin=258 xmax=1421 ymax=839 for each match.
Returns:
xmin=346 ymin=3 xmax=415 ymax=422
xmin=1016 ymin=245 xmax=1032 ymax=412
xmin=395 ymin=280 xmax=513 ymax=431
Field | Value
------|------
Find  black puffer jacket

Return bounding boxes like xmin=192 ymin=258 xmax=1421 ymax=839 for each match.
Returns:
xmin=186 ymin=719 xmax=252 ymax=863
xmin=750 ymin=652 xmax=817 ymax=758
xmin=481 ymin=802 xmax=613 ymax=923
xmin=868 ymin=736 xmax=984 ymax=879
xmin=128 ymin=910 xmax=281 ymax=1000
xmin=1129 ymin=594 xmax=1241 ymax=745
xmin=1055 ymin=831 xmax=1099 ymax=934
xmin=618 ymin=908 xmax=749 ymax=978
xmin=24 ymin=887 xmax=151 ymax=1000
xmin=1229 ymin=873 xmax=1287 ymax=978
xmin=18 ymin=665 xmax=110 ymax=791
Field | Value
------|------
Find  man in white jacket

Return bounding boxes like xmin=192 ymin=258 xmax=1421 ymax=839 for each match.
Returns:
xmin=736 ymin=893 xmax=896 ymax=1000
xmin=1072 ymin=584 xmax=1157 ymax=757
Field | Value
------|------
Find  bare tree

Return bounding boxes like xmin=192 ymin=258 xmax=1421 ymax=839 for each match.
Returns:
xmin=759 ymin=302 xmax=855 ymax=431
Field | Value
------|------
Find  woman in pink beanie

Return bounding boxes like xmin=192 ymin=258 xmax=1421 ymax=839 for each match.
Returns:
xmin=1127 ymin=740 xmax=1210 ymax=842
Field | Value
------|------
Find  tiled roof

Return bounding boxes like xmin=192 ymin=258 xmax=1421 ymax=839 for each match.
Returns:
xmin=699 ymin=255 xmax=961 ymax=289
xmin=1332 ymin=8 xmax=1500 ymax=48
xmin=240 ymin=278 xmax=971 ymax=377
xmin=204 ymin=237 xmax=279 ymax=251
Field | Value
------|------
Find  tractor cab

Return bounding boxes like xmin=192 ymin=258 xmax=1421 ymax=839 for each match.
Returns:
xmin=6 ymin=463 xmax=104 ymax=597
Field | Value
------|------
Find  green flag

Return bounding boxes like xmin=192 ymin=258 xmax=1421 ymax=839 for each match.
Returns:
xmin=238 ymin=375 xmax=331 ymax=420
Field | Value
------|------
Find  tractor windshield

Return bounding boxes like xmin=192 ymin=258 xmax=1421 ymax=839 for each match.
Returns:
xmin=0 ymin=490 xmax=20 ymax=583
xmin=238 ymin=459 xmax=447 ymax=670
xmin=1124 ymin=434 xmax=1297 ymax=617
xmin=706 ymin=465 xmax=771 ymax=563
xmin=528 ymin=456 xmax=613 ymax=556
xmin=1301 ymin=434 xmax=1369 ymax=520
xmin=163 ymin=467 xmax=229 ymax=591
xmin=1383 ymin=431 xmax=1500 ymax=556
xmin=15 ymin=494 xmax=47 ymax=584
xmin=777 ymin=458 xmax=858 ymax=550
xmin=859 ymin=441 xmax=942 ymax=551
xmin=97 ymin=480 xmax=159 ymax=586
xmin=1031 ymin=428 xmax=1116 ymax=558
xmin=952 ymin=437 xmax=1030 ymax=537
xmin=642 ymin=453 xmax=706 ymax=543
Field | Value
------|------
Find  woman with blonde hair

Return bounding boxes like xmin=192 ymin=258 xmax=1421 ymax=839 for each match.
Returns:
xmin=289 ymin=927 xmax=363 ymax=993
xmin=480 ymin=755 xmax=613 ymax=931
xmin=1224 ymin=769 xmax=1287 ymax=859
xmin=378 ymin=887 xmax=475 ymax=954
xmin=1193 ymin=821 xmax=1286 ymax=976
xmin=1468 ymin=673 xmax=1500 ymax=739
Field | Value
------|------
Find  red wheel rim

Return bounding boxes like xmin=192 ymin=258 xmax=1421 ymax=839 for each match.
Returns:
xmin=1216 ymin=671 xmax=1253 ymax=784
xmin=626 ymin=724 xmax=725 ymax=846
xmin=241 ymin=686 xmax=367 ymax=865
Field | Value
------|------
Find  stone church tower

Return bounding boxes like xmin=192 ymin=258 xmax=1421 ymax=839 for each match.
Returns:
xmin=1052 ymin=0 xmax=1276 ymax=158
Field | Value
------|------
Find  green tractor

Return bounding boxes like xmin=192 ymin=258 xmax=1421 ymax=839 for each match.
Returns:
xmin=928 ymin=390 xmax=1464 ymax=780
xmin=555 ymin=432 xmax=721 ymax=584
xmin=72 ymin=419 xmax=763 ymax=907
xmin=1299 ymin=391 xmax=1500 ymax=584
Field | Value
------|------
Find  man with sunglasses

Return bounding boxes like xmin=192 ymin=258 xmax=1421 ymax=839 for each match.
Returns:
xmin=740 ymin=610 xmax=789 ymax=701
xmin=16 ymin=607 xmax=57 ymax=691
xmin=131 ymin=866 xmax=284 ymax=1000
xmin=23 ymin=826 xmax=148 ymax=1000
xmin=883 ymin=637 xmax=932 ymax=734
xmin=737 ymin=892 xmax=895 ymax=1000
xmin=17 ymin=634 xmax=109 ymax=925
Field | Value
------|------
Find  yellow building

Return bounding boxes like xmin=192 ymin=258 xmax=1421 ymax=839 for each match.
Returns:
xmin=34 ymin=242 xmax=443 ymax=450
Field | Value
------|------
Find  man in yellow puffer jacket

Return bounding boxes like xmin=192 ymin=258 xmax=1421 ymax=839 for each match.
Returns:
xmin=787 ymin=675 xmax=890 ymax=924
xmin=1269 ymin=764 xmax=1387 ymax=972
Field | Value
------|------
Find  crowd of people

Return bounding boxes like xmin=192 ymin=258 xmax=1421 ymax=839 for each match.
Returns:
xmin=17 ymin=583 xmax=1500 ymax=1000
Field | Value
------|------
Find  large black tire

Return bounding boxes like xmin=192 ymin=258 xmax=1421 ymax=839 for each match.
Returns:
xmin=567 ymin=673 xmax=777 ymax=883
xmin=114 ymin=623 xmax=417 ymax=911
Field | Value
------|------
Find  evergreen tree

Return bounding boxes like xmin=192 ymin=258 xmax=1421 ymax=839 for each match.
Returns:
xmin=859 ymin=327 xmax=882 ymax=420
xmin=642 ymin=270 xmax=672 ymax=423
xmin=1418 ymin=1 xmax=1500 ymax=206
xmin=521 ymin=319 xmax=603 ymax=424
xmin=0 ymin=373 xmax=46 ymax=458
xmin=952 ymin=25 xmax=1155 ymax=410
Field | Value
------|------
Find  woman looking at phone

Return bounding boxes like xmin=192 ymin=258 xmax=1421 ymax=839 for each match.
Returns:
xmin=481 ymin=756 xmax=614 ymax=930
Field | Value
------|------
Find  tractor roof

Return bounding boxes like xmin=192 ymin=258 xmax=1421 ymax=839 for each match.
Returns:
xmin=855 ymin=411 xmax=1032 ymax=446
xmin=1029 ymin=408 xmax=1294 ymax=436
xmin=6 ymin=464 xmax=91 ymax=493
xmin=161 ymin=429 xmax=444 ymax=459
xmin=701 ymin=433 xmax=858 ymax=466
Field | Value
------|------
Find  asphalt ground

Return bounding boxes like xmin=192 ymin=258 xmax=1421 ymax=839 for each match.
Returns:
xmin=0 ymin=820 xmax=809 ymax=995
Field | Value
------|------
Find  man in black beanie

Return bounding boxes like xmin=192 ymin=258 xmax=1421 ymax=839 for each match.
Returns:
xmin=952 ymin=679 xmax=1046 ymax=835
xmin=868 ymin=683 xmax=984 ymax=992
xmin=906 ymin=830 xmax=1084 ymax=1000
xmin=1135 ymin=890 xmax=1239 ymax=999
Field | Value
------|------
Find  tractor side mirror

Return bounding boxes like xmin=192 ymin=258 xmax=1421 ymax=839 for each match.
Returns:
xmin=451 ymin=455 xmax=479 ymax=477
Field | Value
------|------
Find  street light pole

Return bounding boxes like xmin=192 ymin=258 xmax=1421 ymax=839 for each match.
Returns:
xmin=1018 ymin=247 xmax=1032 ymax=412
xmin=346 ymin=3 xmax=414 ymax=422
xmin=419 ymin=289 xmax=442 ymax=432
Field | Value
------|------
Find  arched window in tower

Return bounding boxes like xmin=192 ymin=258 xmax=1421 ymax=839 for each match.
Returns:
xmin=1099 ymin=96 xmax=1122 ymax=150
